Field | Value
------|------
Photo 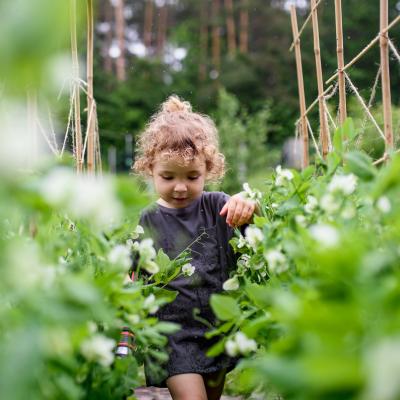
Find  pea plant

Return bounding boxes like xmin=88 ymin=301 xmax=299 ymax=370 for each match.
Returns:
xmin=210 ymin=121 xmax=400 ymax=400
xmin=0 ymin=166 xmax=188 ymax=400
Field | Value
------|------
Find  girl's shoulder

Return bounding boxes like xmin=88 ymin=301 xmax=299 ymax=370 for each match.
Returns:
xmin=202 ymin=191 xmax=230 ymax=207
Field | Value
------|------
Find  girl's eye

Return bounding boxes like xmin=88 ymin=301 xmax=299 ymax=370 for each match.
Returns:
xmin=188 ymin=176 xmax=199 ymax=181
xmin=162 ymin=176 xmax=173 ymax=180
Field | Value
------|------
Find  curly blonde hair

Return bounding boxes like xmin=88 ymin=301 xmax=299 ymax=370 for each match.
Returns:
xmin=133 ymin=95 xmax=225 ymax=181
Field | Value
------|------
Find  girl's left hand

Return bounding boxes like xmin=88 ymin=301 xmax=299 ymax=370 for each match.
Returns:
xmin=219 ymin=193 xmax=257 ymax=228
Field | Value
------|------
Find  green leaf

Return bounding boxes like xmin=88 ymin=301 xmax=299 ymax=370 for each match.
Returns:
xmin=245 ymin=283 xmax=272 ymax=309
xmin=333 ymin=126 xmax=343 ymax=154
xmin=344 ymin=151 xmax=376 ymax=181
xmin=155 ymin=249 xmax=171 ymax=273
xmin=372 ymin=153 xmax=400 ymax=198
xmin=327 ymin=151 xmax=341 ymax=174
xmin=210 ymin=294 xmax=241 ymax=321
xmin=206 ymin=339 xmax=226 ymax=357
xmin=155 ymin=322 xmax=180 ymax=334
xmin=342 ymin=117 xmax=357 ymax=141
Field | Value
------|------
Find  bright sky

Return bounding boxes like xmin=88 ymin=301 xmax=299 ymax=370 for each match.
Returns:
xmin=284 ymin=0 xmax=308 ymax=11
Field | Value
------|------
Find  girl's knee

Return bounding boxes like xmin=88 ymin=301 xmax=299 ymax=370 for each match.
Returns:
xmin=166 ymin=373 xmax=207 ymax=400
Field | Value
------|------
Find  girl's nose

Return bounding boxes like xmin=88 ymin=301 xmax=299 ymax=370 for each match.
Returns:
xmin=174 ymin=182 xmax=187 ymax=192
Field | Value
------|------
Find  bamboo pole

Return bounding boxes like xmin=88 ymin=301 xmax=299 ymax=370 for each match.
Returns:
xmin=156 ymin=3 xmax=168 ymax=56
xmin=380 ymin=0 xmax=393 ymax=152
xmin=334 ymin=0 xmax=347 ymax=127
xmin=212 ymin=0 xmax=221 ymax=75
xmin=224 ymin=0 xmax=236 ymax=56
xmin=239 ymin=0 xmax=249 ymax=54
xmin=115 ymin=0 xmax=126 ymax=81
xmin=311 ymin=0 xmax=329 ymax=158
xmin=71 ymin=0 xmax=83 ymax=173
xmin=87 ymin=0 xmax=95 ymax=173
xmin=290 ymin=6 xmax=309 ymax=168
xmin=326 ymin=14 xmax=400 ymax=85
xmin=289 ymin=0 xmax=323 ymax=52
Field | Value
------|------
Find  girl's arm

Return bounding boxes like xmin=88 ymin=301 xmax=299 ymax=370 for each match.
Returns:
xmin=219 ymin=192 xmax=260 ymax=228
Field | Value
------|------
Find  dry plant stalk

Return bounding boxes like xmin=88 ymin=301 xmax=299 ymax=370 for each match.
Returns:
xmin=334 ymin=0 xmax=347 ymax=127
xmin=290 ymin=5 xmax=309 ymax=168
xmin=380 ymin=0 xmax=393 ymax=152
xmin=87 ymin=0 xmax=95 ymax=173
xmin=311 ymin=0 xmax=329 ymax=159
xmin=71 ymin=0 xmax=83 ymax=173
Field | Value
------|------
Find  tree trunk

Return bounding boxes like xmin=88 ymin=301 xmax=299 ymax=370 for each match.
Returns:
xmin=211 ymin=0 xmax=221 ymax=74
xmin=143 ymin=0 xmax=154 ymax=55
xmin=224 ymin=0 xmax=236 ymax=56
xmin=115 ymin=0 xmax=126 ymax=81
xmin=103 ymin=0 xmax=113 ymax=74
xmin=199 ymin=1 xmax=209 ymax=80
xmin=239 ymin=0 xmax=248 ymax=54
xmin=156 ymin=3 xmax=168 ymax=56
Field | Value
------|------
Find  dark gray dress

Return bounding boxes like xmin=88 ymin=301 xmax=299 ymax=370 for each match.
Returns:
xmin=139 ymin=191 xmax=239 ymax=387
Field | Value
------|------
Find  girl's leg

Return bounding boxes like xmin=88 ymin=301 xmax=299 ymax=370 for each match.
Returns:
xmin=166 ymin=373 xmax=208 ymax=400
xmin=203 ymin=369 xmax=227 ymax=400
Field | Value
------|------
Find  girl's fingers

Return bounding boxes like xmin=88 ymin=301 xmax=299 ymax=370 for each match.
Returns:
xmin=237 ymin=204 xmax=254 ymax=226
xmin=228 ymin=201 xmax=244 ymax=226
xmin=219 ymin=203 xmax=228 ymax=216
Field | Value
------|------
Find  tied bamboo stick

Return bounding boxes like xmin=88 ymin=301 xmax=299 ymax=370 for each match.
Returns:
xmin=290 ymin=5 xmax=308 ymax=168
xmin=87 ymin=0 xmax=95 ymax=173
xmin=311 ymin=0 xmax=329 ymax=159
xmin=334 ymin=0 xmax=347 ymax=127
xmin=71 ymin=0 xmax=83 ymax=173
xmin=380 ymin=0 xmax=393 ymax=152
xmin=199 ymin=1 xmax=208 ymax=81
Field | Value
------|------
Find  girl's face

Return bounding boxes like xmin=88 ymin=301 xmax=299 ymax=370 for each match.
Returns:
xmin=152 ymin=155 xmax=206 ymax=209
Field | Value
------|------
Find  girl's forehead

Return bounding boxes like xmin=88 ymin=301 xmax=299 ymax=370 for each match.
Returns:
xmin=154 ymin=155 xmax=206 ymax=171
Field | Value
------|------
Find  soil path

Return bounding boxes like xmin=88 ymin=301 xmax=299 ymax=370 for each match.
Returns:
xmin=134 ymin=387 xmax=243 ymax=399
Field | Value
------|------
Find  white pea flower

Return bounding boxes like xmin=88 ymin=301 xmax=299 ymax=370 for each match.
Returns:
xmin=341 ymin=205 xmax=356 ymax=219
xmin=309 ymin=224 xmax=340 ymax=248
xmin=304 ymin=195 xmax=318 ymax=214
xmin=237 ymin=235 xmax=247 ymax=249
xmin=275 ymin=165 xmax=294 ymax=186
xmin=264 ymin=249 xmax=288 ymax=274
xmin=328 ymin=173 xmax=357 ymax=195
xmin=242 ymin=182 xmax=262 ymax=201
xmin=127 ymin=314 xmax=140 ymax=325
xmin=225 ymin=339 xmax=239 ymax=357
xmin=320 ymin=194 xmax=340 ymax=214
xmin=234 ymin=332 xmax=257 ymax=354
xmin=237 ymin=254 xmax=250 ymax=269
xmin=143 ymin=260 xmax=160 ymax=274
xmin=138 ymin=238 xmax=156 ymax=261
xmin=223 ymin=275 xmax=240 ymax=291
xmin=80 ymin=334 xmax=115 ymax=367
xmin=295 ymin=215 xmax=307 ymax=227
xmin=143 ymin=293 xmax=159 ymax=314
xmin=364 ymin=339 xmax=400 ymax=400
xmin=40 ymin=168 xmax=122 ymax=228
xmin=182 ymin=263 xmax=195 ymax=277
xmin=132 ymin=225 xmax=145 ymax=239
xmin=127 ymin=239 xmax=140 ymax=252
xmin=245 ymin=226 xmax=264 ymax=251
xmin=108 ymin=244 xmax=131 ymax=269
xmin=377 ymin=196 xmax=391 ymax=214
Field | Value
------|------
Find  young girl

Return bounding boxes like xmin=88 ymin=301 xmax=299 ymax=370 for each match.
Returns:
xmin=133 ymin=95 xmax=257 ymax=400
